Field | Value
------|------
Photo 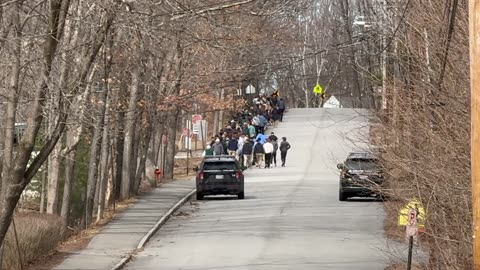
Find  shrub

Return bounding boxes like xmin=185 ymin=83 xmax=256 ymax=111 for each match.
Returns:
xmin=1 ymin=212 xmax=65 ymax=270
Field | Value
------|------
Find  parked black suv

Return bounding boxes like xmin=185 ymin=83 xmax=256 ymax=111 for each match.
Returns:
xmin=337 ymin=152 xmax=384 ymax=201
xmin=194 ymin=156 xmax=245 ymax=200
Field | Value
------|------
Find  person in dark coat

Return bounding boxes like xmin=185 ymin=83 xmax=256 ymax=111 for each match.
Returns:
xmin=278 ymin=98 xmax=286 ymax=122
xmin=271 ymin=138 xmax=279 ymax=167
xmin=227 ymin=137 xmax=239 ymax=156
xmin=253 ymin=139 xmax=265 ymax=168
xmin=268 ymin=132 xmax=278 ymax=142
xmin=242 ymin=139 xmax=254 ymax=168
xmin=221 ymin=137 xmax=228 ymax=155
xmin=279 ymin=137 xmax=291 ymax=167
xmin=272 ymin=107 xmax=281 ymax=127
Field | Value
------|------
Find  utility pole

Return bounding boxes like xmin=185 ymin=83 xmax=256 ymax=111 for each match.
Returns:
xmin=470 ymin=1 xmax=480 ymax=269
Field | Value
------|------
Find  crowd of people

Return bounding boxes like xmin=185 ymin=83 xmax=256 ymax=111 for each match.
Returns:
xmin=203 ymin=93 xmax=291 ymax=169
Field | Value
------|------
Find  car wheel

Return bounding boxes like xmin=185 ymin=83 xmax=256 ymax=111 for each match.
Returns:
xmin=238 ymin=192 xmax=245 ymax=200
xmin=339 ymin=189 xmax=348 ymax=201
xmin=196 ymin=192 xmax=204 ymax=200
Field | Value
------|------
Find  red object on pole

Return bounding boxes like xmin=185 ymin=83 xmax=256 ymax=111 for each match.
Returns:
xmin=154 ymin=168 xmax=161 ymax=182
xmin=192 ymin=114 xmax=202 ymax=124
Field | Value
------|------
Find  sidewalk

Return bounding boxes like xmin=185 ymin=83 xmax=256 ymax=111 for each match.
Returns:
xmin=54 ymin=179 xmax=195 ymax=270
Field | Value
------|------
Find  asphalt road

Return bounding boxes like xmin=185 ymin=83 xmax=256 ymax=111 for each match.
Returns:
xmin=124 ymin=108 xmax=389 ymax=270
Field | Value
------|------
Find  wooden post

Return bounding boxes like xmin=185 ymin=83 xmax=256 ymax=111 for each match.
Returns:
xmin=470 ymin=1 xmax=480 ymax=269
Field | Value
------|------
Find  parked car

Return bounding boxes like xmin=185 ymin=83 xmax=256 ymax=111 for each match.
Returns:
xmin=337 ymin=152 xmax=384 ymax=201
xmin=194 ymin=155 xmax=245 ymax=200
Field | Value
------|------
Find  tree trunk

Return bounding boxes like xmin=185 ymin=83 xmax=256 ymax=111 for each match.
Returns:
xmin=61 ymin=150 xmax=75 ymax=231
xmin=46 ymin=0 xmax=76 ymax=215
xmin=339 ymin=0 xmax=363 ymax=107
xmin=1 ymin=1 xmax=21 ymax=195
xmin=39 ymin=164 xmax=47 ymax=213
xmin=129 ymin=124 xmax=141 ymax=192
xmin=0 ymin=0 xmax=73 ymax=249
xmin=301 ymin=20 xmax=309 ymax=108
xmin=218 ymin=89 xmax=225 ymax=130
xmin=121 ymin=70 xmax=139 ymax=200
xmin=59 ymin=66 xmax=96 ymax=229
xmin=133 ymin=121 xmax=152 ymax=195
xmin=162 ymin=40 xmax=184 ymax=180
xmin=153 ymin=120 xmax=165 ymax=167
xmin=163 ymin=110 xmax=179 ymax=180
xmin=46 ymin=143 xmax=62 ymax=214
xmin=113 ymin=111 xmax=124 ymax=202
xmin=0 ymin=0 xmax=115 ymax=248
xmin=213 ymin=90 xmax=220 ymax=136
xmin=85 ymin=86 xmax=109 ymax=225
xmin=96 ymin=96 xmax=110 ymax=222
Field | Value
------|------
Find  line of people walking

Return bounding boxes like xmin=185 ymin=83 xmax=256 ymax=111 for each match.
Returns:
xmin=204 ymin=132 xmax=291 ymax=169
xmin=203 ymin=93 xmax=291 ymax=169
xmin=250 ymin=133 xmax=291 ymax=168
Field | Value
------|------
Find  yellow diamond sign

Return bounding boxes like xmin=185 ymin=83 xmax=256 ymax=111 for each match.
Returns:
xmin=398 ymin=199 xmax=426 ymax=229
xmin=313 ymin=83 xmax=323 ymax=94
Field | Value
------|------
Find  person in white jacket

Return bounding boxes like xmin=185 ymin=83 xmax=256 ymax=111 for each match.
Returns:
xmin=237 ymin=134 xmax=245 ymax=163
xmin=263 ymin=139 xmax=274 ymax=168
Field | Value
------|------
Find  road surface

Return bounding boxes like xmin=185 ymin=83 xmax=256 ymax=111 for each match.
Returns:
xmin=124 ymin=108 xmax=389 ymax=270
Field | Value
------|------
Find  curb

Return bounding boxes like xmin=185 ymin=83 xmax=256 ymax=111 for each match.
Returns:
xmin=110 ymin=188 xmax=196 ymax=270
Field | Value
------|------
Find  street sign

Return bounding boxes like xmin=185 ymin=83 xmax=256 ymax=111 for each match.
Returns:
xmin=182 ymin=128 xmax=193 ymax=138
xmin=192 ymin=114 xmax=202 ymax=124
xmin=246 ymin=84 xmax=256 ymax=94
xmin=406 ymin=209 xmax=418 ymax=238
xmin=398 ymin=199 xmax=426 ymax=230
xmin=405 ymin=208 xmax=417 ymax=270
xmin=192 ymin=115 xmax=202 ymax=135
xmin=313 ymin=83 xmax=323 ymax=94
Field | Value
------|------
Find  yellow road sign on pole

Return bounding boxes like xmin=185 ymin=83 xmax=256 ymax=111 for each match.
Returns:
xmin=313 ymin=83 xmax=323 ymax=95
xmin=398 ymin=199 xmax=426 ymax=230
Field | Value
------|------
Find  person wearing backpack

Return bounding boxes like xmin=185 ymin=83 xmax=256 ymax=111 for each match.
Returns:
xmin=278 ymin=98 xmax=286 ymax=122
xmin=279 ymin=137 xmax=291 ymax=167
xmin=271 ymin=138 xmax=279 ymax=167
xmin=202 ymin=145 xmax=214 ymax=157
xmin=242 ymin=138 xmax=254 ymax=168
xmin=253 ymin=139 xmax=265 ymax=168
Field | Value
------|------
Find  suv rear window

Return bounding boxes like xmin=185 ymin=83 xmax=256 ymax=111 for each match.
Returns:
xmin=203 ymin=162 xmax=238 ymax=171
xmin=345 ymin=158 xmax=378 ymax=170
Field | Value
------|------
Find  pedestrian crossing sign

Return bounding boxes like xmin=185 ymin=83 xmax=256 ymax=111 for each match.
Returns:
xmin=313 ymin=83 xmax=323 ymax=95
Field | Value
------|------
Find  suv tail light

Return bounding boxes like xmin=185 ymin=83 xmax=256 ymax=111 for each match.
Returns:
xmin=198 ymin=172 xmax=204 ymax=181
xmin=236 ymin=171 xmax=242 ymax=179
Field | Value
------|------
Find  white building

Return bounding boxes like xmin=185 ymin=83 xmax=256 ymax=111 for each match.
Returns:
xmin=323 ymin=95 xmax=341 ymax=108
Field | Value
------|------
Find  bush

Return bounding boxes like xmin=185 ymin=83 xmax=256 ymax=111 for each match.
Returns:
xmin=1 ymin=212 xmax=65 ymax=270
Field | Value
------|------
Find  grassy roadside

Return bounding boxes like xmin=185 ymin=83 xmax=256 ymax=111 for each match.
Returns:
xmin=26 ymin=198 xmax=136 ymax=270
